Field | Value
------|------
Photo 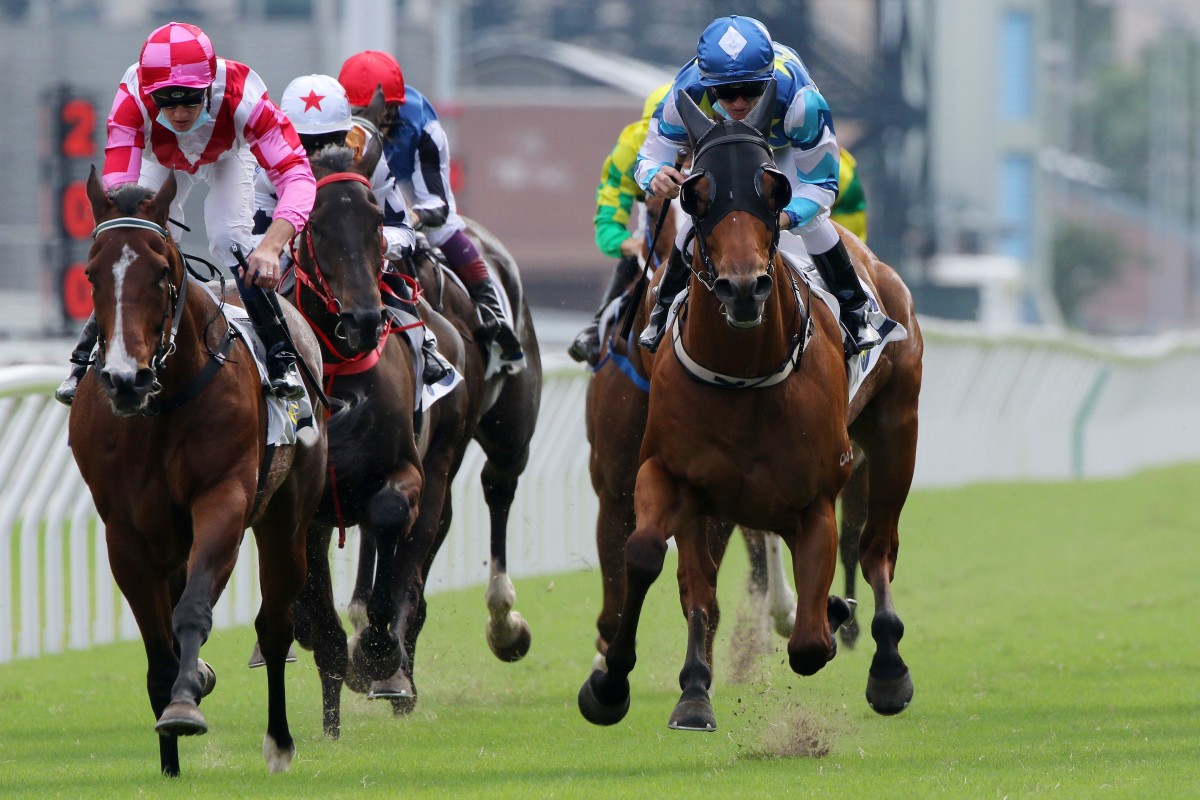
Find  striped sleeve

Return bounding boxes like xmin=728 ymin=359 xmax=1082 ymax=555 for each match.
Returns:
xmin=593 ymin=120 xmax=645 ymax=258
xmin=239 ymin=69 xmax=315 ymax=233
xmin=102 ymin=66 xmax=148 ymax=190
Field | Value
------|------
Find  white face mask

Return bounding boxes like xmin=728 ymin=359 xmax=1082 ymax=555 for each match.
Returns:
xmin=156 ymin=106 xmax=213 ymax=135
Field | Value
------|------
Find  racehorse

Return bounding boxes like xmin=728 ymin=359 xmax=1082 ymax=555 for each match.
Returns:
xmin=280 ymin=142 xmax=471 ymax=736
xmin=69 ymin=167 xmax=327 ymax=775
xmin=585 ymin=193 xmax=798 ymax=673
xmin=578 ymin=84 xmax=923 ymax=731
xmin=343 ymin=92 xmax=542 ymax=711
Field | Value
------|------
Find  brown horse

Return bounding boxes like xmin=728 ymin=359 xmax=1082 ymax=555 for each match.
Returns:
xmin=578 ymin=85 xmax=922 ymax=731
xmin=586 ymin=195 xmax=800 ymax=672
xmin=69 ymin=167 xmax=327 ymax=775
xmin=281 ymin=143 xmax=471 ymax=734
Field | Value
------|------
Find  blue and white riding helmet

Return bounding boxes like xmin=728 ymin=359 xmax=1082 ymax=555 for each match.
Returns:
xmin=696 ymin=15 xmax=775 ymax=87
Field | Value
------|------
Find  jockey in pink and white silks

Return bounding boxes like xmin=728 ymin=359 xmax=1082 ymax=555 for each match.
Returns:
xmin=56 ymin=21 xmax=315 ymax=405
xmin=635 ymin=15 xmax=881 ymax=356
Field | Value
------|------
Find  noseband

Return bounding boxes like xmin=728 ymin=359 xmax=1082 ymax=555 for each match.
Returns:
xmin=90 ymin=217 xmax=188 ymax=383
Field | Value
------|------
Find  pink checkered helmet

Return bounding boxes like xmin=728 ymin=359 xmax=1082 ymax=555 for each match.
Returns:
xmin=137 ymin=22 xmax=217 ymax=94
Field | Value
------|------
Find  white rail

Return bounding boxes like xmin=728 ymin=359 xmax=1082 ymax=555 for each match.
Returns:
xmin=3 ymin=324 xmax=1200 ymax=662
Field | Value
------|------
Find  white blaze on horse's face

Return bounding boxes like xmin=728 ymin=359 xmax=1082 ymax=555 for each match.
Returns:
xmin=105 ymin=243 xmax=140 ymax=374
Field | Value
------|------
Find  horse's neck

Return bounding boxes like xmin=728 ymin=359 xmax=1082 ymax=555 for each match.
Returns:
xmin=162 ymin=281 xmax=226 ymax=385
xmin=682 ymin=266 xmax=796 ymax=376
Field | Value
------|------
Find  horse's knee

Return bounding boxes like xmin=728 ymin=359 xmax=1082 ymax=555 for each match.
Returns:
xmin=369 ymin=488 xmax=413 ymax=532
xmin=625 ymin=534 xmax=667 ymax=583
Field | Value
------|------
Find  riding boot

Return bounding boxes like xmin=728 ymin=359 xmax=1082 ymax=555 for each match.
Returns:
xmin=569 ymin=254 xmax=640 ymax=366
xmin=468 ymin=277 xmax=525 ymax=363
xmin=242 ymin=287 xmax=305 ymax=400
xmin=54 ymin=313 xmax=100 ymax=406
xmin=811 ymin=240 xmax=881 ymax=356
xmin=637 ymin=246 xmax=689 ymax=353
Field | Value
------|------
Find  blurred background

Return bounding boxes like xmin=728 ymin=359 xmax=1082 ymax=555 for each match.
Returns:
xmin=3 ymin=0 xmax=1200 ymax=342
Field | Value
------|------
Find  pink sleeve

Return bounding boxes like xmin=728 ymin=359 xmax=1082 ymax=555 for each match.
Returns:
xmin=243 ymin=94 xmax=315 ymax=233
xmin=102 ymin=83 xmax=147 ymax=190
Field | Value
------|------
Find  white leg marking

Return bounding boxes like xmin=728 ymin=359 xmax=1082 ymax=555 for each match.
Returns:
xmin=262 ymin=733 xmax=295 ymax=773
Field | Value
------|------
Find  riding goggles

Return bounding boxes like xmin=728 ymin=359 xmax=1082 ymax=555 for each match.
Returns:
xmin=151 ymin=87 xmax=207 ymax=109
xmin=711 ymin=81 xmax=769 ymax=102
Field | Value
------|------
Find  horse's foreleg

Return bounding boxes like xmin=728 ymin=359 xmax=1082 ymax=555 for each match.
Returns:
xmin=154 ymin=493 xmax=244 ymax=741
xmin=784 ymin=493 xmax=842 ymax=677
xmin=668 ymin=516 xmax=722 ymax=731
xmin=480 ymin=447 xmax=532 ymax=663
xmin=763 ymin=532 xmax=798 ymax=637
xmin=579 ymin=457 xmax=692 ymax=727
xmin=353 ymin=464 xmax=421 ymax=686
xmin=593 ymin=489 xmax=636 ymax=671
xmin=837 ymin=450 xmax=869 ymax=648
xmin=348 ymin=529 xmax=377 ymax=634
xmin=106 ymin=529 xmax=182 ymax=777
xmin=295 ymin=522 xmax=347 ymax=737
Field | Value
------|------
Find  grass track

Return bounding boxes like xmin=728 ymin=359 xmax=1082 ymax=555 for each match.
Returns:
xmin=2 ymin=465 xmax=1199 ymax=798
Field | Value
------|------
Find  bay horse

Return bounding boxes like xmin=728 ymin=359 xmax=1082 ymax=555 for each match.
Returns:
xmin=280 ymin=142 xmax=471 ymax=735
xmin=578 ymin=84 xmax=922 ymax=731
xmin=348 ymin=82 xmax=542 ymax=710
xmin=69 ymin=167 xmax=327 ymax=775
xmin=586 ymin=194 xmax=798 ymax=674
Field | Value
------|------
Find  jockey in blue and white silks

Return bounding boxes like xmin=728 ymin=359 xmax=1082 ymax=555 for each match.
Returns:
xmin=634 ymin=15 xmax=881 ymax=356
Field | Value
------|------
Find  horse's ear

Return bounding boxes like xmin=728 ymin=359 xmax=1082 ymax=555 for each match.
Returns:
xmin=676 ymin=89 xmax=714 ymax=144
xmin=86 ymin=165 xmax=109 ymax=222
xmin=149 ymin=171 xmax=178 ymax=222
xmin=745 ymin=79 xmax=777 ymax=139
xmin=356 ymin=129 xmax=383 ymax=178
xmin=363 ymin=84 xmax=388 ymax=128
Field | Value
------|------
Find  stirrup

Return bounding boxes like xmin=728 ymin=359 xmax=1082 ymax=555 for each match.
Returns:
xmin=568 ymin=325 xmax=600 ymax=366
xmin=637 ymin=307 xmax=669 ymax=353
xmin=421 ymin=345 xmax=453 ymax=385
xmin=841 ymin=311 xmax=882 ymax=357
xmin=268 ymin=362 xmax=305 ymax=400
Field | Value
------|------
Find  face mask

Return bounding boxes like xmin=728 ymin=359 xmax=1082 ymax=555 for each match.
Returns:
xmin=156 ymin=106 xmax=213 ymax=135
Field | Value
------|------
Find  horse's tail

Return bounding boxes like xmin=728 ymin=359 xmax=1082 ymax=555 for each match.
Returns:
xmin=326 ymin=389 xmax=376 ymax=485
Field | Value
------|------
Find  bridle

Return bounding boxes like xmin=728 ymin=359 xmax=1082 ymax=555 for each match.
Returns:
xmin=90 ymin=217 xmax=188 ymax=388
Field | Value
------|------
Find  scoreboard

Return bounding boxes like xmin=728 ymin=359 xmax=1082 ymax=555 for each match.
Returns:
xmin=48 ymin=86 xmax=98 ymax=324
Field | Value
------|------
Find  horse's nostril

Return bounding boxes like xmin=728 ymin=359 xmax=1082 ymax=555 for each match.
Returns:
xmin=753 ymin=274 xmax=773 ymax=301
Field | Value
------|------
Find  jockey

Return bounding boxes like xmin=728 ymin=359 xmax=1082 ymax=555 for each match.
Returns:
xmin=337 ymin=50 xmax=525 ymax=367
xmin=567 ymin=82 xmax=671 ymax=367
xmin=258 ymin=73 xmax=451 ymax=384
xmin=635 ymin=15 xmax=881 ymax=356
xmin=56 ymin=21 xmax=314 ymax=405
xmin=833 ymin=147 xmax=868 ymax=243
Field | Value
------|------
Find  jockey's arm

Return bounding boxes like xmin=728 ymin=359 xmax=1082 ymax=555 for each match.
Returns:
xmin=635 ymin=103 xmax=688 ymax=199
xmin=410 ymin=121 xmax=452 ymax=229
xmin=780 ymin=85 xmax=839 ymax=232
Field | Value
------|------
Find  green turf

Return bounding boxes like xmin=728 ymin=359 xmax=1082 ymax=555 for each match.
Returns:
xmin=2 ymin=464 xmax=1199 ymax=798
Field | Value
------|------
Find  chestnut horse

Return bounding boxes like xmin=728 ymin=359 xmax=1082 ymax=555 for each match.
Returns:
xmin=578 ymin=85 xmax=922 ymax=731
xmin=281 ymin=143 xmax=471 ymax=734
xmin=69 ymin=167 xmax=327 ymax=775
xmin=586 ymin=195 xmax=800 ymax=673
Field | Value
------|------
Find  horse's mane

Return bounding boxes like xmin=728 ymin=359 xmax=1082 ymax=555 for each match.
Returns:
xmin=108 ymin=182 xmax=156 ymax=215
xmin=310 ymin=145 xmax=358 ymax=174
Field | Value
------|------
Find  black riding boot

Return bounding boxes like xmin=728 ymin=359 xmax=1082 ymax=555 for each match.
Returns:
xmin=812 ymin=240 xmax=881 ymax=356
xmin=569 ymin=254 xmax=640 ymax=366
xmin=240 ymin=283 xmax=305 ymax=400
xmin=420 ymin=331 xmax=454 ymax=385
xmin=468 ymin=277 xmax=525 ymax=363
xmin=637 ymin=246 xmax=689 ymax=353
xmin=54 ymin=313 xmax=100 ymax=406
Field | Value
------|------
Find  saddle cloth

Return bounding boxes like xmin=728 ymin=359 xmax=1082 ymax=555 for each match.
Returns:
xmin=199 ymin=282 xmax=316 ymax=447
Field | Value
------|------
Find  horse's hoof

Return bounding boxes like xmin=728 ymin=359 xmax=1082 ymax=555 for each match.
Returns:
xmin=668 ymin=696 xmax=717 ymax=732
xmin=577 ymin=671 xmax=630 ymax=726
xmin=247 ymin=643 xmax=298 ymax=668
xmin=828 ymin=596 xmax=856 ymax=632
xmin=155 ymin=702 xmax=208 ymax=736
xmin=839 ymin=616 xmax=861 ymax=650
xmin=367 ymin=673 xmax=414 ymax=701
xmin=390 ymin=695 xmax=417 ymax=716
xmin=487 ymin=614 xmax=532 ymax=663
xmin=352 ymin=628 xmax=402 ymax=681
xmin=867 ymin=669 xmax=914 ymax=716
xmin=197 ymin=658 xmax=217 ymax=699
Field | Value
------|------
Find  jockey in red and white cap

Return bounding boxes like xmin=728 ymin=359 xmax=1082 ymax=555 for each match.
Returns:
xmin=56 ymin=21 xmax=314 ymax=405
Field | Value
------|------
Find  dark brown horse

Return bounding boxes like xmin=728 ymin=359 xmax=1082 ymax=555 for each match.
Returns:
xmin=341 ymin=94 xmax=541 ymax=699
xmin=281 ymin=143 xmax=471 ymax=735
xmin=69 ymin=167 xmax=327 ymax=775
xmin=358 ymin=218 xmax=541 ymax=682
xmin=578 ymin=86 xmax=922 ymax=731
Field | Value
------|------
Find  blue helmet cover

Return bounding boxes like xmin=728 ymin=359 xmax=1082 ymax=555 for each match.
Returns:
xmin=696 ymin=15 xmax=774 ymax=86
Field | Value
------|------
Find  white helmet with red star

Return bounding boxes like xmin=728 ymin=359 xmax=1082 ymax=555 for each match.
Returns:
xmin=280 ymin=74 xmax=352 ymax=135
